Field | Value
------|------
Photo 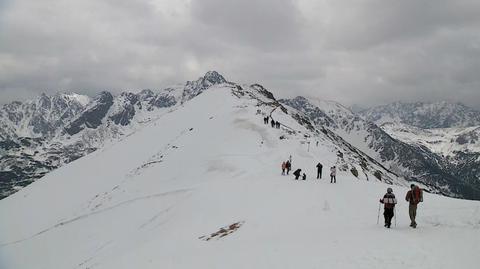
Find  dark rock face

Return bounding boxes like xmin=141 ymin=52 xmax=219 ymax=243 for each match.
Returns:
xmin=149 ymin=93 xmax=177 ymax=109
xmin=110 ymin=92 xmax=139 ymax=126
xmin=182 ymin=71 xmax=227 ymax=102
xmin=65 ymin=91 xmax=114 ymax=135
xmin=280 ymin=97 xmax=336 ymax=128
xmin=251 ymin=84 xmax=276 ymax=101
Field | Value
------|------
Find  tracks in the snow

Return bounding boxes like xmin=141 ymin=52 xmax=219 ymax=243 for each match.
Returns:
xmin=0 ymin=188 xmax=192 ymax=247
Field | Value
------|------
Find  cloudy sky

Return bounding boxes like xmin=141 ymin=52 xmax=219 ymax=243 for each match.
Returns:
xmin=1 ymin=0 xmax=480 ymax=108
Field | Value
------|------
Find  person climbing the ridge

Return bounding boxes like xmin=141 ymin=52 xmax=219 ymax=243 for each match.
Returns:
xmin=281 ymin=161 xmax=286 ymax=175
xmin=302 ymin=173 xmax=307 ymax=180
xmin=271 ymin=119 xmax=275 ymax=128
xmin=276 ymin=121 xmax=280 ymax=129
xmin=405 ymin=184 xmax=423 ymax=228
xmin=330 ymin=166 xmax=337 ymax=183
xmin=293 ymin=169 xmax=302 ymax=180
xmin=286 ymin=160 xmax=291 ymax=175
xmin=379 ymin=187 xmax=397 ymax=228
xmin=316 ymin=162 xmax=323 ymax=179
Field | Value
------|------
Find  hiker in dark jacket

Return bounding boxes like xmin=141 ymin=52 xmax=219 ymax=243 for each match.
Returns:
xmin=293 ymin=169 xmax=302 ymax=180
xmin=285 ymin=160 xmax=291 ymax=175
xmin=405 ymin=184 xmax=423 ymax=228
xmin=276 ymin=121 xmax=280 ymax=129
xmin=380 ymin=187 xmax=397 ymax=228
xmin=316 ymin=162 xmax=323 ymax=179
xmin=271 ymin=119 xmax=275 ymax=128
xmin=302 ymin=173 xmax=306 ymax=180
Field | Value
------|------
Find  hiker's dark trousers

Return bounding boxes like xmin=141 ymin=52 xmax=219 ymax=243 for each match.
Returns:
xmin=317 ymin=169 xmax=322 ymax=179
xmin=409 ymin=204 xmax=417 ymax=226
xmin=384 ymin=208 xmax=394 ymax=226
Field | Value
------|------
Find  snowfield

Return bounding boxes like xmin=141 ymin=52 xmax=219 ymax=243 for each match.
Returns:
xmin=1 ymin=86 xmax=480 ymax=269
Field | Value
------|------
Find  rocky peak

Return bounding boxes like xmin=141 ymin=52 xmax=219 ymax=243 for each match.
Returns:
xmin=202 ymin=71 xmax=227 ymax=85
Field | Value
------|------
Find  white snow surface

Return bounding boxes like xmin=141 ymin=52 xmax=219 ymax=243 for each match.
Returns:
xmin=1 ymin=87 xmax=480 ymax=269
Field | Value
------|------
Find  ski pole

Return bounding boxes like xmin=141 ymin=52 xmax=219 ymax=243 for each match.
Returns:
xmin=377 ymin=203 xmax=381 ymax=225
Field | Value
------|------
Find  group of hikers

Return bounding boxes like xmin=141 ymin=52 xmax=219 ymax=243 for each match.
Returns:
xmin=279 ymin=157 xmax=424 ymax=229
xmin=263 ymin=116 xmax=281 ymax=128
xmin=379 ymin=184 xmax=423 ymax=228
xmin=281 ymin=160 xmax=337 ymax=183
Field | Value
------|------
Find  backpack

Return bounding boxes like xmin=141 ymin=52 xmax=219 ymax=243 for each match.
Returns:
xmin=413 ymin=186 xmax=423 ymax=203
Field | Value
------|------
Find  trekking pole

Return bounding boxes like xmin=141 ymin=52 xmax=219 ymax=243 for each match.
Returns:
xmin=394 ymin=207 xmax=397 ymax=227
xmin=377 ymin=203 xmax=381 ymax=225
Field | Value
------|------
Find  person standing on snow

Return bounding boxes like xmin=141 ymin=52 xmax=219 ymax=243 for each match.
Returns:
xmin=293 ymin=169 xmax=302 ymax=180
xmin=316 ymin=162 xmax=323 ymax=179
xmin=285 ymin=160 xmax=291 ymax=175
xmin=380 ymin=187 xmax=397 ymax=228
xmin=405 ymin=184 xmax=423 ymax=228
xmin=281 ymin=161 xmax=286 ymax=175
xmin=302 ymin=173 xmax=307 ymax=180
xmin=330 ymin=166 xmax=337 ymax=183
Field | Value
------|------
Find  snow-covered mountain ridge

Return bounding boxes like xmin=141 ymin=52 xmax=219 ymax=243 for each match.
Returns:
xmin=1 ymin=77 xmax=479 ymax=269
xmin=1 ymin=72 xmax=480 ymax=200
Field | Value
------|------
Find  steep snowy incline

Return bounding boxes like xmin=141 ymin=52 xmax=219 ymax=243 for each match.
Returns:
xmin=1 ymin=85 xmax=480 ymax=269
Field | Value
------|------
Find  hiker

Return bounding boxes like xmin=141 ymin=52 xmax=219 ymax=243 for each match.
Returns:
xmin=302 ymin=173 xmax=306 ymax=180
xmin=293 ymin=169 xmax=302 ymax=180
xmin=316 ymin=141 xmax=319 ymax=147
xmin=276 ymin=121 xmax=280 ymax=129
xmin=271 ymin=119 xmax=275 ymax=128
xmin=263 ymin=117 xmax=268 ymax=124
xmin=286 ymin=160 xmax=291 ymax=175
xmin=281 ymin=161 xmax=286 ymax=175
xmin=379 ymin=187 xmax=397 ymax=228
xmin=405 ymin=184 xmax=423 ymax=228
xmin=316 ymin=162 xmax=323 ymax=179
xmin=330 ymin=166 xmax=336 ymax=183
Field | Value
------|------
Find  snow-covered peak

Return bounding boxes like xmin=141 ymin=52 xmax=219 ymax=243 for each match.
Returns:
xmin=203 ymin=70 xmax=227 ymax=85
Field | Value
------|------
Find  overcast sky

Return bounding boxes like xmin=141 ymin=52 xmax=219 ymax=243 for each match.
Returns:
xmin=1 ymin=0 xmax=480 ymax=108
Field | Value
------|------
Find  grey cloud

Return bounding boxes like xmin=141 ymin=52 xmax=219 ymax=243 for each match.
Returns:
xmin=0 ymin=0 xmax=479 ymax=111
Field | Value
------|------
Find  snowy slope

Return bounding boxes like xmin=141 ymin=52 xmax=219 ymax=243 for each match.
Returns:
xmin=1 ymin=85 xmax=480 ymax=269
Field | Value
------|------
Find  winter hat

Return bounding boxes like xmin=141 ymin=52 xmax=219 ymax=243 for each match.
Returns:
xmin=387 ymin=187 xmax=393 ymax=193
xmin=410 ymin=184 xmax=415 ymax=189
